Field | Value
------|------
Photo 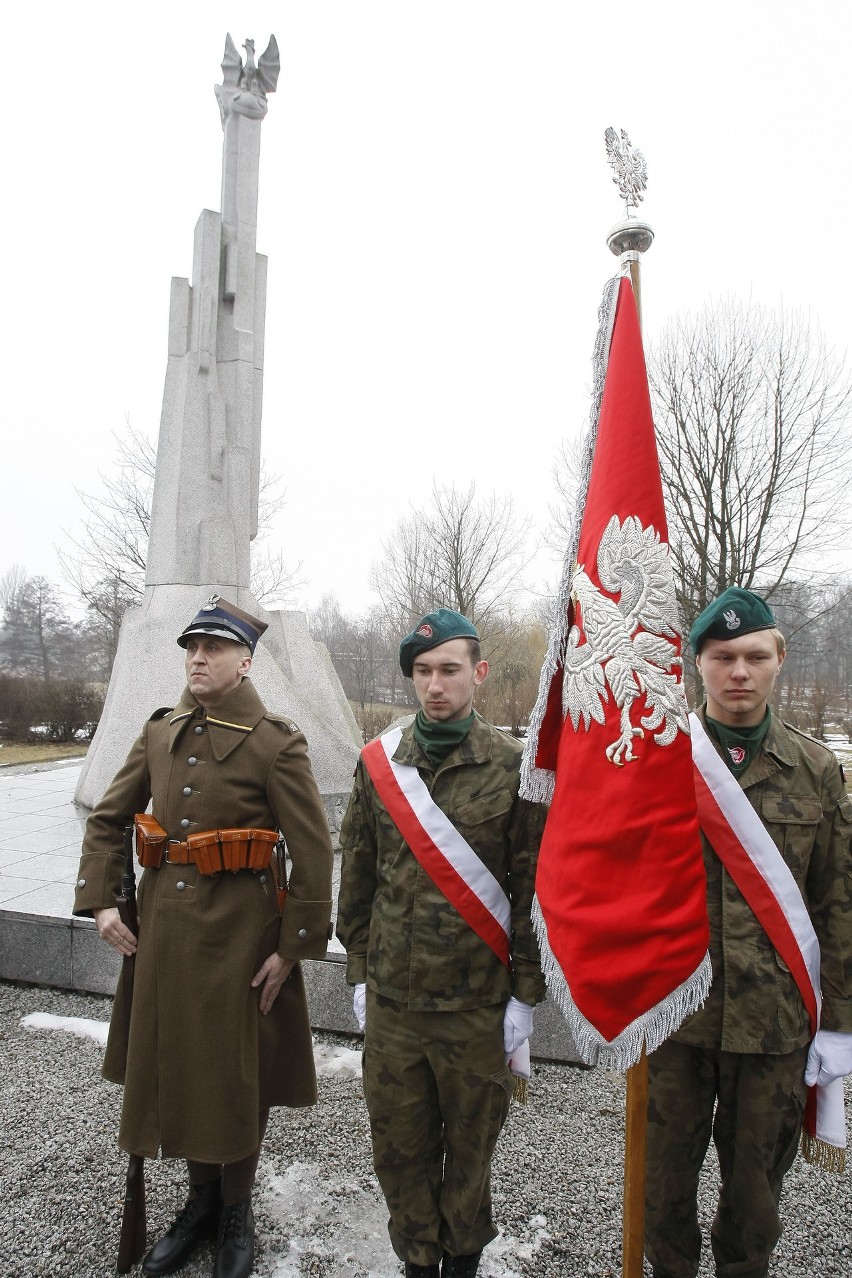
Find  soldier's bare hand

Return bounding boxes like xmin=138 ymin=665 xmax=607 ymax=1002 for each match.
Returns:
xmin=94 ymin=906 xmax=138 ymax=957
xmin=252 ymin=953 xmax=294 ymax=1015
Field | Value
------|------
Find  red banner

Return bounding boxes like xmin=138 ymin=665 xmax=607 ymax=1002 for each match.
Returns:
xmin=524 ymin=275 xmax=710 ymax=1067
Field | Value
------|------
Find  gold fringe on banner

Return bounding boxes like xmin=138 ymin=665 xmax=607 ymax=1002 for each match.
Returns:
xmin=801 ymin=1131 xmax=846 ymax=1174
xmin=512 ymin=1075 xmax=529 ymax=1106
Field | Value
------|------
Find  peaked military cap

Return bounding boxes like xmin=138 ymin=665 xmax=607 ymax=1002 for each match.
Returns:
xmin=689 ymin=586 xmax=777 ymax=654
xmin=399 ymin=608 xmax=479 ymax=677
xmin=177 ymin=594 xmax=267 ymax=654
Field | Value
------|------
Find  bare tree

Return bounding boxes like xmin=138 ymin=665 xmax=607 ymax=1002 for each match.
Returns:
xmin=769 ymin=577 xmax=852 ymax=735
xmin=650 ymin=298 xmax=852 ymax=632
xmin=545 ymin=434 xmax=585 ymax=559
xmin=59 ymin=422 xmax=305 ymax=655
xmin=308 ymin=593 xmax=413 ymax=735
xmin=476 ymin=612 xmax=548 ymax=736
xmin=370 ymin=482 xmax=531 ymax=635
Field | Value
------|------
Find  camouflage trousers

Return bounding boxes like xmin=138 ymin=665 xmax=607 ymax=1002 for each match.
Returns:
xmin=645 ymin=1040 xmax=808 ymax=1278
xmin=362 ymin=991 xmax=514 ymax=1266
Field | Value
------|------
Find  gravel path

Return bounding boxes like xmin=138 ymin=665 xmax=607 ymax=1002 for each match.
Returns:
xmin=1 ymin=982 xmax=849 ymax=1278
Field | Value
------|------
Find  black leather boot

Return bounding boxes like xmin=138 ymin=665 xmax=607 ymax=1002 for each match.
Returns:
xmin=141 ymin=1178 xmax=222 ymax=1275
xmin=404 ymin=1265 xmax=440 ymax=1278
xmin=213 ymin=1194 xmax=255 ymax=1278
xmin=441 ymin=1252 xmax=482 ymax=1278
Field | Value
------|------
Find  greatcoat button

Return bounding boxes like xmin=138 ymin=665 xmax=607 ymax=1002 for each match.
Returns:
xmin=77 ymin=878 xmax=86 ymax=888
xmin=259 ymin=873 xmax=267 ymax=884
xmin=176 ymin=881 xmax=186 ymax=891
xmin=182 ymin=786 xmax=192 ymax=797
xmin=187 ymin=757 xmax=197 ymax=766
xmin=298 ymin=928 xmax=307 ymax=939
xmin=180 ymin=819 xmax=190 ymax=829
xmin=194 ymin=725 xmax=204 ymax=735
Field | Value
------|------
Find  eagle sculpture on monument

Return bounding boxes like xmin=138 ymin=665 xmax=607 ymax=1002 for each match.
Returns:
xmin=215 ymin=34 xmax=281 ymax=121
xmin=563 ymin=514 xmax=689 ymax=766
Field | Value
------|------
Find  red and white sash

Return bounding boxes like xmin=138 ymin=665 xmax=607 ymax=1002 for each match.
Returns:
xmin=361 ymin=727 xmax=512 ymax=967
xmin=690 ymin=712 xmax=846 ymax=1167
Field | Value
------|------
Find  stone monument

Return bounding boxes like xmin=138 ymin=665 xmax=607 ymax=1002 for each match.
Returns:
xmin=76 ymin=35 xmax=361 ymax=818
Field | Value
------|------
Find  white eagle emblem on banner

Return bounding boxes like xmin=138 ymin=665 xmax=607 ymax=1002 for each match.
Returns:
xmin=563 ymin=515 xmax=689 ymax=765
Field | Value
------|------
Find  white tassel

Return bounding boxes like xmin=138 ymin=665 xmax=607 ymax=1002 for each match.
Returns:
xmin=532 ymin=895 xmax=712 ymax=1072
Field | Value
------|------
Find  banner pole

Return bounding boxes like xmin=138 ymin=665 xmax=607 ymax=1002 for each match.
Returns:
xmin=604 ymin=127 xmax=655 ymax=1278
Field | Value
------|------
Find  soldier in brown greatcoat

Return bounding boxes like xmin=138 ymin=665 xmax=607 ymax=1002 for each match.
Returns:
xmin=74 ymin=596 xmax=334 ymax=1278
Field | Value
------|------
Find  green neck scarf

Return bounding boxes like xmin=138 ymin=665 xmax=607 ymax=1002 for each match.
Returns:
xmin=706 ymin=709 xmax=771 ymax=777
xmin=413 ymin=709 xmax=476 ymax=766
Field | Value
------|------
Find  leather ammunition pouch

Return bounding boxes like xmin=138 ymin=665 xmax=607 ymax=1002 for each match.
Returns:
xmin=134 ymin=814 xmax=168 ymax=868
xmin=134 ymin=814 xmax=279 ymax=876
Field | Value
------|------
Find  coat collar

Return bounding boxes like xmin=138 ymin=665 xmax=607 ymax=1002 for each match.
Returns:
xmin=168 ymin=679 xmax=267 ymax=761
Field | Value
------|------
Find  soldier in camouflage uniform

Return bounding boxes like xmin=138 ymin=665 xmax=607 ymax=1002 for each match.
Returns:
xmin=645 ymin=587 xmax=852 ymax=1278
xmin=337 ymin=609 xmax=546 ymax=1278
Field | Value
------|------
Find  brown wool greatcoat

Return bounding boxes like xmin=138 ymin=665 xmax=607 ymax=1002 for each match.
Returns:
xmin=74 ymin=678 xmax=334 ymax=1163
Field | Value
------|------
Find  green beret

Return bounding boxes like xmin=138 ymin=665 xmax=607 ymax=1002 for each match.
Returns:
xmin=689 ymin=586 xmax=776 ymax=654
xmin=399 ymin=608 xmax=479 ymax=677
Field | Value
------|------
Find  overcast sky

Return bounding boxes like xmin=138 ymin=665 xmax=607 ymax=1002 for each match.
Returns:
xmin=3 ymin=1 xmax=850 ymax=616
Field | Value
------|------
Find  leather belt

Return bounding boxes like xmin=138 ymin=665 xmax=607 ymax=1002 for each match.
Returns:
xmin=134 ymin=814 xmax=279 ymax=875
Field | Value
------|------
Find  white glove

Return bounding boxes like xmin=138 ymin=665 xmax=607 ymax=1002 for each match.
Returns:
xmin=503 ymin=996 xmax=534 ymax=1055
xmin=353 ymin=982 xmax=366 ymax=1033
xmin=804 ymin=1029 xmax=852 ymax=1088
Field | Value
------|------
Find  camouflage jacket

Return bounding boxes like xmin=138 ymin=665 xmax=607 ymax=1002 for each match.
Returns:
xmin=336 ymin=713 xmax=547 ymax=1011
xmin=675 ymin=707 xmax=852 ymax=1054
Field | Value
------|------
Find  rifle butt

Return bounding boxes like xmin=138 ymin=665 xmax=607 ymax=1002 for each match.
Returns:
xmin=116 ymin=1153 xmax=146 ymax=1273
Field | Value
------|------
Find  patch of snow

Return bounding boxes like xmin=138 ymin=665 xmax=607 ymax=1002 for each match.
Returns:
xmin=262 ymin=1162 xmax=397 ymax=1278
xmin=21 ymin=1013 xmax=363 ymax=1082
xmin=261 ymin=1163 xmax=548 ymax=1278
xmin=312 ymin=1040 xmax=363 ymax=1080
xmin=21 ymin=1011 xmax=109 ymax=1046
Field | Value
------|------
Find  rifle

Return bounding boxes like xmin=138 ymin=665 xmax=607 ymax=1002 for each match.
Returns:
xmin=273 ymin=837 xmax=289 ymax=913
xmin=116 ymin=823 xmax=146 ymax=1274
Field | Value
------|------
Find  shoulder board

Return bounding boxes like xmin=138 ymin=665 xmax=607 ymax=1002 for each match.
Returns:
xmin=493 ymin=724 xmax=524 ymax=752
xmin=477 ymin=717 xmax=523 ymax=755
xmin=781 ymin=719 xmax=831 ymax=748
xmin=780 ymin=720 xmax=838 ymax=761
xmin=149 ymin=706 xmax=174 ymax=721
xmin=264 ymin=712 xmax=299 ymax=733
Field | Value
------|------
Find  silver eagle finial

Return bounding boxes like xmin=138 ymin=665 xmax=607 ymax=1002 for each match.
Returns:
xmin=604 ymin=127 xmax=648 ymax=216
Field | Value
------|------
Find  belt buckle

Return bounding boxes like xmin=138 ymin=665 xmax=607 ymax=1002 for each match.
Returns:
xmin=165 ymin=840 xmax=182 ymax=865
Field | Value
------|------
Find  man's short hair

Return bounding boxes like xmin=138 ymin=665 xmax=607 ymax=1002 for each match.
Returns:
xmin=463 ymin=637 xmax=481 ymax=666
xmin=767 ymin=627 xmax=786 ymax=657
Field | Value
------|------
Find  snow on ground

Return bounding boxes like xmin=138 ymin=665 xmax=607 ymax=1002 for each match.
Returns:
xmin=313 ymin=1041 xmax=363 ymax=1080
xmin=22 ymin=1012 xmax=361 ymax=1079
xmin=260 ymin=1162 xmax=550 ymax=1278
xmin=21 ymin=1011 xmax=109 ymax=1046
